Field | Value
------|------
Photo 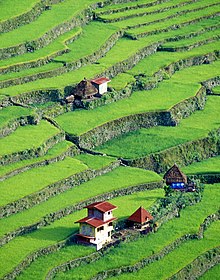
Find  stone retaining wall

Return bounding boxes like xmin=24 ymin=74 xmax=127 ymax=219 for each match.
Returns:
xmin=0 ymin=113 xmax=39 ymax=138
xmin=126 ymin=12 xmax=220 ymax=39
xmin=0 ymin=130 xmax=65 ymax=166
xmin=0 ymin=143 xmax=79 ymax=182
xmin=1 ymin=180 xmax=162 ymax=280
xmin=0 ymin=179 xmax=161 ymax=246
xmin=123 ymin=128 xmax=220 ymax=173
xmin=0 ymin=0 xmax=64 ymax=33
xmin=0 ymin=160 xmax=121 ymax=218
xmin=169 ymin=247 xmax=220 ymax=280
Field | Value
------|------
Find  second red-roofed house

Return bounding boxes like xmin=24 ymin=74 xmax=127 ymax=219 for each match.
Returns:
xmin=91 ymin=77 xmax=111 ymax=95
xmin=75 ymin=201 xmax=117 ymax=250
xmin=127 ymin=206 xmax=153 ymax=230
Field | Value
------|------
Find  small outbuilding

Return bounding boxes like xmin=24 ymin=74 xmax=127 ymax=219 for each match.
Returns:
xmin=127 ymin=206 xmax=153 ymax=230
xmin=163 ymin=163 xmax=187 ymax=190
xmin=75 ymin=201 xmax=117 ymax=250
xmin=73 ymin=78 xmax=98 ymax=100
xmin=91 ymin=77 xmax=111 ymax=95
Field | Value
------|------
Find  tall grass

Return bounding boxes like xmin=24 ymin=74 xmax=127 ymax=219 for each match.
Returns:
xmin=51 ymin=184 xmax=220 ymax=280
xmin=0 ymin=157 xmax=88 ymax=207
xmin=95 ymin=96 xmax=220 ymax=158
xmin=0 ymin=120 xmax=60 ymax=157
xmin=0 ymin=184 xmax=163 ymax=278
xmin=16 ymin=188 xmax=164 ymax=280
xmin=0 ymin=166 xmax=161 ymax=238
xmin=55 ymin=60 xmax=220 ymax=136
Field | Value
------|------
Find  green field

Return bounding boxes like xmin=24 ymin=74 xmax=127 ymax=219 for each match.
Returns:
xmin=55 ymin=61 xmax=220 ymax=136
xmin=0 ymin=168 xmax=162 ymax=278
xmin=16 ymin=188 xmax=164 ymax=280
xmin=50 ymin=183 xmax=220 ymax=280
xmin=0 ymin=120 xmax=61 ymax=157
xmin=95 ymin=96 xmax=220 ymax=159
xmin=0 ymin=166 xmax=161 ymax=238
xmin=1 ymin=0 xmax=220 ymax=279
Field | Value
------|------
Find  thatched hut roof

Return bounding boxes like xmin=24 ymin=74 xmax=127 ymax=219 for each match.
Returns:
xmin=73 ymin=79 xmax=98 ymax=99
xmin=163 ymin=163 xmax=187 ymax=185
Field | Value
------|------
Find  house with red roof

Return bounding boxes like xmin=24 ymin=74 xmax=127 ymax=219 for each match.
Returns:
xmin=91 ymin=77 xmax=111 ymax=95
xmin=127 ymin=206 xmax=153 ymax=230
xmin=75 ymin=201 xmax=117 ymax=250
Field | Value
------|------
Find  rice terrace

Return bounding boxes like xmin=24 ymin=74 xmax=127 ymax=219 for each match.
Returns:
xmin=0 ymin=0 xmax=220 ymax=279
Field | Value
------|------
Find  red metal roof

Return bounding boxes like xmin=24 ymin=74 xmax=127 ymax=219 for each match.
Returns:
xmin=91 ymin=77 xmax=111 ymax=85
xmin=86 ymin=201 xmax=117 ymax=213
xmin=75 ymin=216 xmax=116 ymax=228
xmin=128 ymin=207 xmax=153 ymax=224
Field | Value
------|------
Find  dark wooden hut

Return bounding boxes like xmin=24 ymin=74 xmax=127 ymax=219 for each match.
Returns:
xmin=73 ymin=78 xmax=98 ymax=99
xmin=163 ymin=163 xmax=187 ymax=188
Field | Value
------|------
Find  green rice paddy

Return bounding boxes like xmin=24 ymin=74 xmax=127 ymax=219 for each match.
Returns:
xmin=51 ymin=183 xmax=220 ymax=280
xmin=1 ymin=0 xmax=219 ymax=279
xmin=95 ymin=96 xmax=220 ymax=159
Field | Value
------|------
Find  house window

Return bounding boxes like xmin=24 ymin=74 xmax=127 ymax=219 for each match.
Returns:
xmin=108 ymin=222 xmax=113 ymax=226
xmin=97 ymin=226 xmax=104 ymax=232
xmin=108 ymin=231 xmax=111 ymax=237
xmin=108 ymin=211 xmax=111 ymax=215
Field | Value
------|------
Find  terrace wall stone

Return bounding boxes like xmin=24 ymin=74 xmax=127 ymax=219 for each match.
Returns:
xmin=126 ymin=12 xmax=220 ymax=39
xmin=0 ymin=143 xmax=79 ymax=182
xmin=0 ymin=0 xmax=64 ymax=33
xmin=0 ymin=160 xmax=121 ymax=218
xmin=97 ymin=0 xmax=198 ymax=23
xmin=68 ymin=83 xmax=207 ymax=149
xmin=0 ymin=179 xmax=162 ymax=246
xmin=188 ymin=173 xmax=220 ymax=184
xmin=123 ymin=128 xmax=220 ymax=173
xmin=169 ymin=247 xmax=220 ymax=280
xmin=0 ymin=114 xmax=40 ymax=138
xmin=0 ymin=130 xmax=65 ymax=166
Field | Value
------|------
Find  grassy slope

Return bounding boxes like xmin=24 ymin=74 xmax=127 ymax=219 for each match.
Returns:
xmin=95 ymin=96 xmax=220 ymax=159
xmin=0 ymin=166 xmax=161 ymax=238
xmin=0 ymin=106 xmax=33 ymax=129
xmin=1 ymin=25 xmax=219 ymax=98
xmin=0 ymin=120 xmax=60 ymax=157
xmin=161 ymin=29 xmax=220 ymax=48
xmin=0 ymin=157 xmax=88 ymax=207
xmin=0 ymin=140 xmax=74 ymax=178
xmin=51 ymin=184 xmax=220 ymax=280
xmin=182 ymin=156 xmax=220 ymax=175
xmin=0 ymin=22 xmax=118 ymax=82
xmin=16 ymin=188 xmax=164 ymax=280
xmin=0 ymin=0 xmax=98 ymax=49
xmin=0 ymin=0 xmax=39 ymax=22
xmin=0 ymin=167 xmax=162 ymax=278
xmin=55 ymin=60 xmax=220 ymax=136
xmin=0 ymin=27 xmax=80 ymax=69
xmin=200 ymin=263 xmax=220 ymax=280
xmin=109 ymin=221 xmax=220 ymax=280
xmin=100 ymin=0 xmax=201 ymax=21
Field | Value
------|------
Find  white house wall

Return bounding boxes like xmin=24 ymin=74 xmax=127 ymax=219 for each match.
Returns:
xmin=98 ymin=83 xmax=108 ymax=95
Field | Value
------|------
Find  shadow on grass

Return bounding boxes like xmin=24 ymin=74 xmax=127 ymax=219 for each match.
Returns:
xmin=30 ymin=227 xmax=78 ymax=242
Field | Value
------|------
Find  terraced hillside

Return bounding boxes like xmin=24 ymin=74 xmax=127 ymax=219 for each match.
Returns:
xmin=0 ymin=0 xmax=219 ymax=279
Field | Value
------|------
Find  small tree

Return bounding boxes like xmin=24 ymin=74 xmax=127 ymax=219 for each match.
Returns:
xmin=164 ymin=184 xmax=173 ymax=197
